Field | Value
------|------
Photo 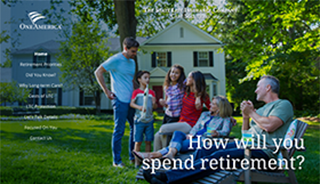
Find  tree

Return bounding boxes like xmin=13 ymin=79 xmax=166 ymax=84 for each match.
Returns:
xmin=0 ymin=81 xmax=30 ymax=106
xmin=57 ymin=20 xmax=112 ymax=113
xmin=208 ymin=0 xmax=320 ymax=112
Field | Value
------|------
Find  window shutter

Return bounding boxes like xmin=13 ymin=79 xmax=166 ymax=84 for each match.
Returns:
xmin=209 ymin=51 xmax=214 ymax=67
xmin=47 ymin=54 xmax=51 ymax=68
xmin=152 ymin=52 xmax=156 ymax=67
xmin=33 ymin=54 xmax=36 ymax=69
xmin=79 ymin=90 xmax=84 ymax=106
xmin=167 ymin=52 xmax=172 ymax=67
xmin=35 ymin=88 xmax=39 ymax=105
xmin=58 ymin=88 xmax=62 ymax=106
xmin=193 ymin=52 xmax=198 ymax=67
xmin=41 ymin=88 xmax=46 ymax=105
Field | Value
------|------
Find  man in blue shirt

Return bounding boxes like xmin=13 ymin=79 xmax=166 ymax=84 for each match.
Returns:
xmin=95 ymin=37 xmax=139 ymax=167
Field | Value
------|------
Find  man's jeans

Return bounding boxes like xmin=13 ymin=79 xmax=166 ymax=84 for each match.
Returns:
xmin=112 ymin=98 xmax=135 ymax=165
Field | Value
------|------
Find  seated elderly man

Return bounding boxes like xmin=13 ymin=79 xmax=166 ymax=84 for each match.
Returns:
xmin=143 ymin=75 xmax=294 ymax=184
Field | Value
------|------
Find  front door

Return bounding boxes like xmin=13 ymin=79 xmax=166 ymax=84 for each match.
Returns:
xmin=152 ymin=86 xmax=164 ymax=112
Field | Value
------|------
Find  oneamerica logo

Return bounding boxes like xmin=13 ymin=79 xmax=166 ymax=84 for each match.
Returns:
xmin=19 ymin=11 xmax=62 ymax=30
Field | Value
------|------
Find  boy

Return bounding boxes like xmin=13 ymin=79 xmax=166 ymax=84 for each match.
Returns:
xmin=130 ymin=71 xmax=157 ymax=168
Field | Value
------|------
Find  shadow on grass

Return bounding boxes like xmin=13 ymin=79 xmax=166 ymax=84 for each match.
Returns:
xmin=0 ymin=125 xmax=133 ymax=157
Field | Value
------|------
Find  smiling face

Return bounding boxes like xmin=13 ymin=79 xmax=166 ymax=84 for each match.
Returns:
xmin=186 ymin=73 xmax=194 ymax=86
xmin=169 ymin=67 xmax=181 ymax=85
xmin=210 ymin=98 xmax=219 ymax=113
xmin=255 ymin=78 xmax=268 ymax=101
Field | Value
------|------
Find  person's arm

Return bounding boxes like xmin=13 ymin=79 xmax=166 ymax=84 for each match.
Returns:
xmin=94 ymin=65 xmax=115 ymax=100
xmin=159 ymin=87 xmax=168 ymax=108
xmin=195 ymin=96 xmax=202 ymax=110
xmin=242 ymin=100 xmax=283 ymax=132
xmin=241 ymin=100 xmax=250 ymax=130
xmin=152 ymin=96 xmax=158 ymax=109
xmin=189 ymin=112 xmax=206 ymax=136
xmin=214 ymin=118 xmax=233 ymax=137
xmin=130 ymin=98 xmax=143 ymax=111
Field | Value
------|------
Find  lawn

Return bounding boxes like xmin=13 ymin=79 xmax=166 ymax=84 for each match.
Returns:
xmin=1 ymin=117 xmax=319 ymax=183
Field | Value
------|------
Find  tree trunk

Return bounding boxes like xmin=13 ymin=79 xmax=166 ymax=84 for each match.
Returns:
xmin=113 ymin=0 xmax=138 ymax=88
xmin=113 ymin=0 xmax=137 ymax=50
xmin=94 ymin=91 xmax=101 ymax=114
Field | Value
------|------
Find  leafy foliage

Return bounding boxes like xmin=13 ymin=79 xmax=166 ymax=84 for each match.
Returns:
xmin=57 ymin=20 xmax=112 ymax=112
xmin=0 ymin=81 xmax=30 ymax=105
xmin=209 ymin=0 xmax=320 ymax=111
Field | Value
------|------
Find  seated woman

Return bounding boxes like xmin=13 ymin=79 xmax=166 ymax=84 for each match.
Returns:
xmin=153 ymin=71 xmax=211 ymax=151
xmin=133 ymin=96 xmax=234 ymax=160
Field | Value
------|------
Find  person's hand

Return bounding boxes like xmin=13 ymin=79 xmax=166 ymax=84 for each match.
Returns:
xmin=210 ymin=130 xmax=219 ymax=137
xmin=152 ymin=97 xmax=156 ymax=105
xmin=139 ymin=106 xmax=147 ymax=112
xmin=186 ymin=134 xmax=193 ymax=139
xmin=241 ymin=100 xmax=254 ymax=118
xmin=159 ymin=98 xmax=166 ymax=106
xmin=230 ymin=117 xmax=237 ymax=126
xmin=106 ymin=90 xmax=116 ymax=100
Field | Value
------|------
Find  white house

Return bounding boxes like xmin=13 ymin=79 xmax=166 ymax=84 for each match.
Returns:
xmin=10 ymin=19 xmax=226 ymax=110
xmin=138 ymin=19 xmax=226 ymax=107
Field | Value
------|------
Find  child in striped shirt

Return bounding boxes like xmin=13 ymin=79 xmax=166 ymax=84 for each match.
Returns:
xmin=159 ymin=64 xmax=186 ymax=125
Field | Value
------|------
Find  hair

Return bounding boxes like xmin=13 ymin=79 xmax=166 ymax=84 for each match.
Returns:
xmin=186 ymin=71 xmax=208 ymax=100
xmin=123 ymin=37 xmax=140 ymax=49
xmin=163 ymin=64 xmax=186 ymax=90
xmin=213 ymin=96 xmax=233 ymax=118
xmin=261 ymin=75 xmax=280 ymax=95
xmin=136 ymin=70 xmax=150 ymax=84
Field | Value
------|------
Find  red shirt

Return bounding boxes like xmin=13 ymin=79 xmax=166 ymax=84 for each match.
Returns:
xmin=179 ymin=92 xmax=211 ymax=127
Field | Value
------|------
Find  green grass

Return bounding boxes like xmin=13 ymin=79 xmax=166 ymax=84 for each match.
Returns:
xmin=1 ymin=117 xmax=319 ymax=183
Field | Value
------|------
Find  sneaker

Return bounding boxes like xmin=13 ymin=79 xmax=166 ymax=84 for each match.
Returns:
xmin=113 ymin=163 xmax=125 ymax=168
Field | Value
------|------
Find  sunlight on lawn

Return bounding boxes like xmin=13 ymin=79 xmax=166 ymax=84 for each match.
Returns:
xmin=1 ymin=117 xmax=319 ymax=184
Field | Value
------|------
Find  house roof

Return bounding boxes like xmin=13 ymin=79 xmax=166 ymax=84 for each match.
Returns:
xmin=140 ymin=19 xmax=223 ymax=46
xmin=12 ymin=37 xmax=148 ymax=54
xmin=204 ymin=73 xmax=218 ymax=81
xmin=0 ymin=68 xmax=12 ymax=82
xmin=150 ymin=67 xmax=168 ymax=78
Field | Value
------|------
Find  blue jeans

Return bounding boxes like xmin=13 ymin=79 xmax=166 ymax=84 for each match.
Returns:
xmin=134 ymin=119 xmax=154 ymax=142
xmin=111 ymin=98 xmax=135 ymax=164
xmin=165 ymin=141 xmax=270 ymax=183
xmin=158 ymin=131 xmax=200 ymax=156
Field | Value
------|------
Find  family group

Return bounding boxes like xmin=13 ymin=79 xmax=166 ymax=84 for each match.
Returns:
xmin=95 ymin=37 xmax=294 ymax=184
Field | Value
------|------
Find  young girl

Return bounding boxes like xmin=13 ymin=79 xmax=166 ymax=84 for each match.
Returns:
xmin=133 ymin=96 xmax=234 ymax=160
xmin=159 ymin=64 xmax=186 ymax=125
xmin=154 ymin=71 xmax=211 ymax=151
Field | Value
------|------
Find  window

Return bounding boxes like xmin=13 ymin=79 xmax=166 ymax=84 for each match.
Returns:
xmin=180 ymin=27 xmax=184 ymax=38
xmin=79 ymin=89 xmax=95 ymax=106
xmin=198 ymin=52 xmax=209 ymax=66
xmin=151 ymin=52 xmax=172 ymax=67
xmin=27 ymin=88 xmax=39 ymax=105
xmin=41 ymin=88 xmax=62 ymax=105
xmin=156 ymin=52 xmax=167 ymax=67
xmin=193 ymin=51 xmax=214 ymax=67
xmin=33 ymin=51 xmax=50 ymax=68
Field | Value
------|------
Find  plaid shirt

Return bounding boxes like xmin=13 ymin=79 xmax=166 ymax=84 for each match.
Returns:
xmin=165 ymin=84 xmax=184 ymax=117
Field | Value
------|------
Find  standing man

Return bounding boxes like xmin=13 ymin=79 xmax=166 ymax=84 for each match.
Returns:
xmin=95 ymin=37 xmax=140 ymax=167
